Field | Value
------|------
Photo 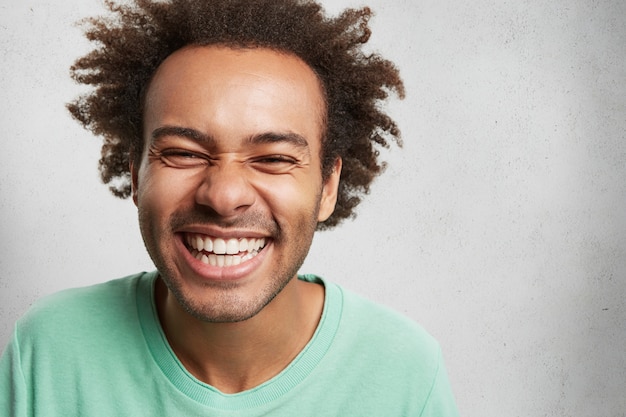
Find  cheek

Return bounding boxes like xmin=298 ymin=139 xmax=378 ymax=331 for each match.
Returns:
xmin=136 ymin=172 xmax=193 ymax=253
xmin=254 ymin=176 xmax=323 ymax=221
xmin=136 ymin=167 xmax=200 ymax=216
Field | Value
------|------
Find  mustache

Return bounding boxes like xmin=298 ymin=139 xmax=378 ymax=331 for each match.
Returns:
xmin=169 ymin=208 xmax=280 ymax=236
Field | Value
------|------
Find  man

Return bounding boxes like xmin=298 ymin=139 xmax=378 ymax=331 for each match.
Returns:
xmin=1 ymin=0 xmax=459 ymax=415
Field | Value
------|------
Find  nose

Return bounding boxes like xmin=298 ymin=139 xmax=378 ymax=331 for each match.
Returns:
xmin=195 ymin=162 xmax=255 ymax=218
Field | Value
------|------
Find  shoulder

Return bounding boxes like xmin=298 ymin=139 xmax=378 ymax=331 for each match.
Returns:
xmin=16 ymin=272 xmax=154 ymax=344
xmin=301 ymin=275 xmax=440 ymax=360
xmin=21 ymin=272 xmax=149 ymax=319
xmin=340 ymin=285 xmax=439 ymax=352
xmin=312 ymin=279 xmax=455 ymax=411
xmin=314 ymin=275 xmax=442 ymax=368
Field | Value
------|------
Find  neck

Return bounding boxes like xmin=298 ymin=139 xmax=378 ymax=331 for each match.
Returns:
xmin=155 ymin=276 xmax=324 ymax=394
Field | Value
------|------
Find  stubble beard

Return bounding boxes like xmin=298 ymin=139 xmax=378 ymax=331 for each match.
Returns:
xmin=138 ymin=204 xmax=320 ymax=323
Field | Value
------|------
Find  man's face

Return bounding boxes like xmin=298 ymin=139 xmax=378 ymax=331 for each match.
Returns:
xmin=132 ymin=45 xmax=340 ymax=323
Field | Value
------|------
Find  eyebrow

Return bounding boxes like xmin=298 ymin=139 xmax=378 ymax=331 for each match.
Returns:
xmin=246 ymin=132 xmax=309 ymax=150
xmin=151 ymin=126 xmax=213 ymax=145
xmin=150 ymin=126 xmax=310 ymax=152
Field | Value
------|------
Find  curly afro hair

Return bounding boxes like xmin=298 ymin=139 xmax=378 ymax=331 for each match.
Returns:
xmin=68 ymin=0 xmax=404 ymax=229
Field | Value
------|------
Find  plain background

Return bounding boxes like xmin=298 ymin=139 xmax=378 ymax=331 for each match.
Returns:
xmin=1 ymin=0 xmax=625 ymax=415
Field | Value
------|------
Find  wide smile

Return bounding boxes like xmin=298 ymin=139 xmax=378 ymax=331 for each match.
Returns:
xmin=184 ymin=233 xmax=268 ymax=268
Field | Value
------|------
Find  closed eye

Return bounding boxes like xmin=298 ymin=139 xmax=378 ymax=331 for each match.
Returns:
xmin=251 ymin=155 xmax=299 ymax=174
xmin=259 ymin=155 xmax=297 ymax=164
xmin=158 ymin=149 xmax=211 ymax=168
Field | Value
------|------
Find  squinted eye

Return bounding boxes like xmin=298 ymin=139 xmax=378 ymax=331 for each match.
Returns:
xmin=260 ymin=156 xmax=295 ymax=164
xmin=159 ymin=149 xmax=209 ymax=168
xmin=251 ymin=155 xmax=299 ymax=174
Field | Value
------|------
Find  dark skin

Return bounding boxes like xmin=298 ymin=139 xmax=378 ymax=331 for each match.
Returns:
xmin=69 ymin=0 xmax=402 ymax=392
xmin=153 ymin=277 xmax=323 ymax=392
xmin=131 ymin=45 xmax=341 ymax=393
xmin=69 ymin=1 xmax=404 ymax=230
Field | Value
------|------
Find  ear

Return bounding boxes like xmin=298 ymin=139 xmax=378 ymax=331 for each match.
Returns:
xmin=130 ymin=157 xmax=139 ymax=207
xmin=317 ymin=158 xmax=342 ymax=222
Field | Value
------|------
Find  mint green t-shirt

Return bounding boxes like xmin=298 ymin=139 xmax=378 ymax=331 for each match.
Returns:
xmin=0 ymin=272 xmax=459 ymax=416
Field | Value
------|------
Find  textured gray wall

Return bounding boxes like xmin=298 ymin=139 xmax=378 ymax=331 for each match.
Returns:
xmin=1 ymin=0 xmax=625 ymax=415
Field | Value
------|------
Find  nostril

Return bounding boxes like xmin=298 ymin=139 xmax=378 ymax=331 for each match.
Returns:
xmin=195 ymin=169 xmax=256 ymax=216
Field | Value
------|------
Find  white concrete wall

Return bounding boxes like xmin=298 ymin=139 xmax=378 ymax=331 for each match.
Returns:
xmin=1 ymin=0 xmax=624 ymax=415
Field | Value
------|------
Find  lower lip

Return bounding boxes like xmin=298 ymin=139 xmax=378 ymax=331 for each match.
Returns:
xmin=175 ymin=234 xmax=270 ymax=282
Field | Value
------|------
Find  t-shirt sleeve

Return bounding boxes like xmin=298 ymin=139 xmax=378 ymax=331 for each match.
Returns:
xmin=418 ymin=348 xmax=460 ymax=417
xmin=0 ymin=326 xmax=28 ymax=417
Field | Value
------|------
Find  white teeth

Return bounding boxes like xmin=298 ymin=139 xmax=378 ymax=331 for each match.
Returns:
xmin=187 ymin=235 xmax=267 ymax=254
xmin=226 ymin=239 xmax=239 ymax=255
xmin=213 ymin=238 xmax=226 ymax=255
xmin=187 ymin=234 xmax=268 ymax=267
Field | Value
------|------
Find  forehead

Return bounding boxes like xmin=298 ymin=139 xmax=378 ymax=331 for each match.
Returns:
xmin=143 ymin=45 xmax=326 ymax=146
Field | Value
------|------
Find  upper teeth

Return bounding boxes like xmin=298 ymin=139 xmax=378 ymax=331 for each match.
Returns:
xmin=186 ymin=234 xmax=266 ymax=255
